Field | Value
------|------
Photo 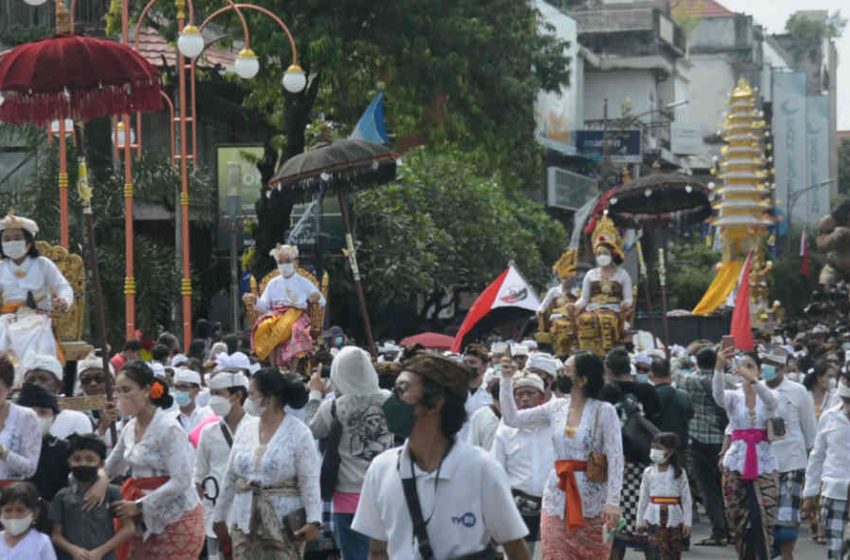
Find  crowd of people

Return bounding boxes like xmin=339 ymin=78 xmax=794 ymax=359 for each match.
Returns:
xmin=0 ymin=319 xmax=845 ymax=560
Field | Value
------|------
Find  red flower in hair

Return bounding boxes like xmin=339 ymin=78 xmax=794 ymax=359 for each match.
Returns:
xmin=149 ymin=381 xmax=164 ymax=399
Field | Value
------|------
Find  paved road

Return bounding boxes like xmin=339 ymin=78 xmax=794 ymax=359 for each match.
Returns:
xmin=624 ymin=520 xmax=825 ymax=559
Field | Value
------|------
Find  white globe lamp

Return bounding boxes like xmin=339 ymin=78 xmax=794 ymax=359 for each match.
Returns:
xmin=177 ymin=25 xmax=205 ymax=59
xmin=23 ymin=0 xmax=48 ymax=6
xmin=233 ymin=49 xmax=259 ymax=79
xmin=282 ymin=64 xmax=307 ymax=93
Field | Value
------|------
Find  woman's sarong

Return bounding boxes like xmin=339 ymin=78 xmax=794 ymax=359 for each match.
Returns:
xmin=723 ymin=468 xmax=778 ymax=560
xmin=127 ymin=503 xmax=205 ymax=560
xmin=251 ymin=307 xmax=312 ymax=363
xmin=540 ymin=513 xmax=610 ymax=560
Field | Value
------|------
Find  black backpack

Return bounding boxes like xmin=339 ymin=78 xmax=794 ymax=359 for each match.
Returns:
xmin=616 ymin=392 xmax=659 ymax=464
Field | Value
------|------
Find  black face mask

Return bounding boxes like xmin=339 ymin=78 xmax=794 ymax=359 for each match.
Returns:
xmin=556 ymin=376 xmax=574 ymax=394
xmin=71 ymin=465 xmax=99 ymax=483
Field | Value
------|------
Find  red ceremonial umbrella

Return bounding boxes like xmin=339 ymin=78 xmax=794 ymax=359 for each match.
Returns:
xmin=400 ymin=332 xmax=455 ymax=350
xmin=0 ymin=34 xmax=161 ymax=124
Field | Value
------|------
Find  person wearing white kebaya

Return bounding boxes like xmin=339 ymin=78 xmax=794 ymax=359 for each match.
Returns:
xmin=194 ymin=371 xmax=249 ymax=560
xmin=0 ymin=214 xmax=73 ymax=364
xmin=492 ymin=372 xmax=555 ymax=558
xmin=0 ymin=354 xmax=41 ymax=482
xmin=213 ymin=368 xmax=321 ymax=560
xmin=802 ymin=376 xmax=850 ymax=560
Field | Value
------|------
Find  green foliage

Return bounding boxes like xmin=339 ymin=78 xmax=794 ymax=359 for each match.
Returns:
xmin=0 ymin=130 xmax=214 ymax=345
xmin=667 ymin=236 xmax=719 ymax=310
xmin=840 ymin=138 xmax=850 ymax=197
xmin=0 ymin=24 xmax=51 ymax=46
xmin=353 ymin=145 xmax=566 ymax=323
xmin=786 ymin=11 xmax=846 ymax=40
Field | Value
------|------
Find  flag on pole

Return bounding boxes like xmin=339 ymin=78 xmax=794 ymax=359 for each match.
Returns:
xmin=730 ymin=251 xmax=754 ymax=351
xmin=450 ymin=264 xmax=540 ymax=352
xmin=350 ymin=92 xmax=389 ymax=144
xmin=800 ymin=228 xmax=811 ymax=278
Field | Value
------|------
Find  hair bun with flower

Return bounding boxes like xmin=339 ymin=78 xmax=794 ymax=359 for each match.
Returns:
xmin=150 ymin=381 xmax=165 ymax=400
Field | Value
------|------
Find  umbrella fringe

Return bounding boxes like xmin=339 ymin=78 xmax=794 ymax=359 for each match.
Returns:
xmin=0 ymin=80 xmax=162 ymax=125
xmin=273 ymin=161 xmax=397 ymax=191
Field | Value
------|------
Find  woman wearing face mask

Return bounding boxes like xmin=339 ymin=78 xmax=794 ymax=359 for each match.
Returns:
xmin=305 ymin=346 xmax=394 ymax=560
xmin=213 ymin=367 xmax=321 ymax=559
xmin=242 ymin=244 xmax=325 ymax=368
xmin=0 ymin=353 xmax=41 ymax=485
xmin=569 ymin=216 xmax=633 ymax=357
xmin=500 ymin=352 xmax=625 ymax=560
xmin=16 ymin=382 xmax=70 ymax=531
xmin=804 ymin=360 xmax=840 ymax=419
xmin=104 ymin=360 xmax=205 ymax=559
xmin=714 ymin=347 xmax=780 ymax=560
xmin=0 ymin=481 xmax=55 ymax=558
xmin=0 ymin=214 xmax=73 ymax=362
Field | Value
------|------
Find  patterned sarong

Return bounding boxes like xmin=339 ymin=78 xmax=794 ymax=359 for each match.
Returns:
xmin=251 ymin=307 xmax=311 ymax=363
xmin=127 ymin=503 xmax=205 ymax=560
xmin=540 ymin=513 xmax=610 ymax=560
xmin=723 ymin=468 xmax=778 ymax=560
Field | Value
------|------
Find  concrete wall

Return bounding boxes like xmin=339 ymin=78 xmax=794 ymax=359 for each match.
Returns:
xmin=583 ymin=69 xmax=658 ymax=122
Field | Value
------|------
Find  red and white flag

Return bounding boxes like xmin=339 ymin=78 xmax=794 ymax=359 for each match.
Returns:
xmin=451 ymin=264 xmax=540 ymax=352
xmin=800 ymin=228 xmax=811 ymax=278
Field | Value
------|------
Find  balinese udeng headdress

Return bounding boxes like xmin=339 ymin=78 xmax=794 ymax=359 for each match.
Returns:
xmin=269 ymin=243 xmax=299 ymax=261
xmin=591 ymin=214 xmax=624 ymax=261
xmin=552 ymin=248 xmax=577 ymax=279
xmin=0 ymin=212 xmax=38 ymax=236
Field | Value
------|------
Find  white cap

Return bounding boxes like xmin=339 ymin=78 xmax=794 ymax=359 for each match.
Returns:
xmin=813 ymin=324 xmax=829 ymax=334
xmin=513 ymin=372 xmax=545 ymax=393
xmin=77 ymin=353 xmax=115 ymax=376
xmin=510 ymin=343 xmax=530 ymax=357
xmin=269 ymin=243 xmax=299 ymax=260
xmin=633 ymin=353 xmax=652 ymax=366
xmin=483 ymin=366 xmax=500 ymax=386
xmin=213 ymin=352 xmax=252 ymax=373
xmin=173 ymin=367 xmax=201 ymax=386
xmin=208 ymin=371 xmax=249 ymax=390
xmin=758 ymin=345 xmax=789 ymax=366
xmin=521 ymin=339 xmax=538 ymax=351
xmin=150 ymin=362 xmax=168 ymax=380
xmin=526 ymin=353 xmax=558 ymax=378
xmin=170 ymin=354 xmax=188 ymax=368
xmin=22 ymin=353 xmax=62 ymax=380
xmin=0 ymin=213 xmax=38 ymax=236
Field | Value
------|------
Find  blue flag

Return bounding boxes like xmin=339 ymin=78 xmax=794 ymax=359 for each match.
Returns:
xmin=350 ymin=92 xmax=389 ymax=144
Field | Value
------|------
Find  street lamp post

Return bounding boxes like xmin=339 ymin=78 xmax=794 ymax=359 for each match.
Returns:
xmin=785 ymin=178 xmax=837 ymax=253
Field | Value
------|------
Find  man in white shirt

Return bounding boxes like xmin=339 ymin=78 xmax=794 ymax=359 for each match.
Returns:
xmin=171 ymin=368 xmax=214 ymax=434
xmin=21 ymin=353 xmax=93 ymax=439
xmin=467 ymin=382 xmax=501 ymax=450
xmin=459 ymin=343 xmax=493 ymax=442
xmin=802 ymin=374 xmax=850 ymax=560
xmin=491 ymin=372 xmax=554 ymax=558
xmin=763 ymin=346 xmax=817 ymax=560
xmin=195 ymin=371 xmax=248 ymax=560
xmin=353 ymin=350 xmax=530 ymax=559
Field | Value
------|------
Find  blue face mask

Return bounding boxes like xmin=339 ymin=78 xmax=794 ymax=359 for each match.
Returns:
xmin=174 ymin=390 xmax=192 ymax=407
xmin=635 ymin=373 xmax=650 ymax=384
xmin=761 ymin=364 xmax=778 ymax=382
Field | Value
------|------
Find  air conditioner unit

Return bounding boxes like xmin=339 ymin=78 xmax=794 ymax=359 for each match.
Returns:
xmin=546 ymin=167 xmax=598 ymax=211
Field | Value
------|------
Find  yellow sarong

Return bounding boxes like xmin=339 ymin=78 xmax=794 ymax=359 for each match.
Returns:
xmin=252 ymin=308 xmax=304 ymax=361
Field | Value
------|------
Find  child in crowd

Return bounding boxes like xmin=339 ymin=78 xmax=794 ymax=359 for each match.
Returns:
xmin=49 ymin=434 xmax=133 ymax=560
xmin=636 ymin=432 xmax=693 ymax=560
xmin=0 ymin=481 xmax=56 ymax=559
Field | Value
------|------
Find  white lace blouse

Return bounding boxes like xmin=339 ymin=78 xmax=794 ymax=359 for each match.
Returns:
xmin=105 ymin=407 xmax=199 ymax=539
xmin=500 ymin=378 xmax=624 ymax=519
xmin=0 ymin=403 xmax=41 ymax=479
xmin=636 ymin=465 xmax=693 ymax=528
xmin=213 ymin=413 xmax=322 ymax=533
xmin=712 ymin=370 xmax=779 ymax=474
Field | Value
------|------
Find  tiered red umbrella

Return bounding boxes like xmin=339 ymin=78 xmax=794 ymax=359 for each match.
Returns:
xmin=0 ymin=3 xmax=164 ymax=441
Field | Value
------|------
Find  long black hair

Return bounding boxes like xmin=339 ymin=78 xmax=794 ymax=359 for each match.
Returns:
xmin=652 ymin=432 xmax=684 ymax=478
xmin=120 ymin=360 xmax=174 ymax=409
xmin=804 ymin=359 xmax=832 ymax=391
xmin=0 ymin=230 xmax=39 ymax=259
xmin=575 ymin=351 xmax=605 ymax=398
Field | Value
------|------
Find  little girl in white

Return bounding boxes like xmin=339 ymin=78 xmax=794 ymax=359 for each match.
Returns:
xmin=636 ymin=432 xmax=693 ymax=560
xmin=0 ymin=482 xmax=56 ymax=559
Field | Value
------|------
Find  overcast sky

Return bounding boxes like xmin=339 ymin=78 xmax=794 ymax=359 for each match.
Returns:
xmin=726 ymin=0 xmax=849 ymax=129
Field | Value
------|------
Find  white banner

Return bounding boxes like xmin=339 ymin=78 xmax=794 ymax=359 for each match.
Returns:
xmin=772 ymin=72 xmax=807 ymax=220
xmin=804 ymin=95 xmax=830 ymax=224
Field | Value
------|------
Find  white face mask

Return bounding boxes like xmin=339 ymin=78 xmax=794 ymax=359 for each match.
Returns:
xmin=1 ymin=514 xmax=32 ymax=536
xmin=37 ymin=416 xmax=53 ymax=437
xmin=208 ymin=395 xmax=233 ymax=417
xmin=244 ymin=396 xmax=266 ymax=417
xmin=278 ymin=263 xmax=296 ymax=278
xmin=649 ymin=449 xmax=668 ymax=465
xmin=2 ymin=240 xmax=28 ymax=260
xmin=837 ymin=382 xmax=850 ymax=399
xmin=596 ymin=254 xmax=612 ymax=267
